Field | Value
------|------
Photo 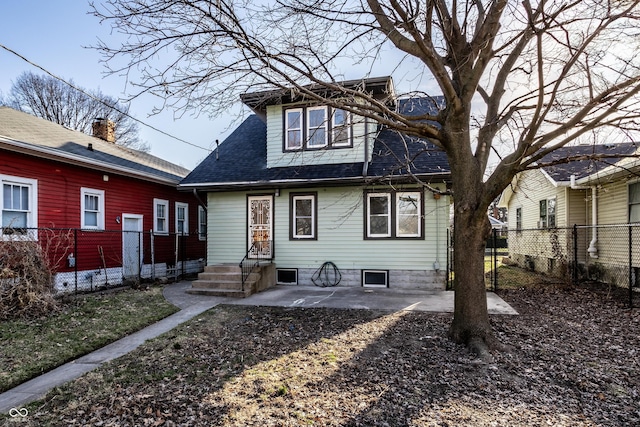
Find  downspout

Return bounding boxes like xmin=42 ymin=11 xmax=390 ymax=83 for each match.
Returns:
xmin=433 ymin=193 xmax=441 ymax=271
xmin=362 ymin=116 xmax=370 ymax=176
xmin=193 ymin=189 xmax=207 ymax=211
xmin=571 ymin=175 xmax=598 ymax=258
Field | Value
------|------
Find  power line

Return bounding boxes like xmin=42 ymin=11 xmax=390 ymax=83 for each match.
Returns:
xmin=0 ymin=42 xmax=211 ymax=153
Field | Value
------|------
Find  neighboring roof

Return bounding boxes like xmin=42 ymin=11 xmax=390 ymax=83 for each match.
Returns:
xmin=0 ymin=107 xmax=190 ymax=184
xmin=489 ymin=216 xmax=506 ymax=228
xmin=498 ymin=142 xmax=639 ymax=207
xmin=539 ymin=143 xmax=638 ymax=183
xmin=180 ymin=97 xmax=450 ymax=190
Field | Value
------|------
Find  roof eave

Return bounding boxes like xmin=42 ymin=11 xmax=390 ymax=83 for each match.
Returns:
xmin=179 ymin=171 xmax=450 ymax=192
xmin=0 ymin=137 xmax=182 ymax=186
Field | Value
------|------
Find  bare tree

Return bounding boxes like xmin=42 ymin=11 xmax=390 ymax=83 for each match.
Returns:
xmin=6 ymin=71 xmax=148 ymax=151
xmin=91 ymin=0 xmax=640 ymax=356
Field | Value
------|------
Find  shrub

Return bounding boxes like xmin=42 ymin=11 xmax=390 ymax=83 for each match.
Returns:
xmin=0 ymin=230 xmax=72 ymax=319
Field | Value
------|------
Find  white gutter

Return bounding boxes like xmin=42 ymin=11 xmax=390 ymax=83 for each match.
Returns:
xmin=571 ymin=174 xmax=598 ymax=258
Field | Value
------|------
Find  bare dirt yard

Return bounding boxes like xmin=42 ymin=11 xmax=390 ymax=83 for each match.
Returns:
xmin=6 ymin=281 xmax=640 ymax=426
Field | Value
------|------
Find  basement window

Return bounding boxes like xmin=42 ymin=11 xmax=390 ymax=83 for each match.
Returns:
xmin=277 ymin=269 xmax=298 ymax=285
xmin=362 ymin=270 xmax=388 ymax=287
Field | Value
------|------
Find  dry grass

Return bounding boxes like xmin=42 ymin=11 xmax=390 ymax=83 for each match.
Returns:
xmin=0 ymin=286 xmax=179 ymax=393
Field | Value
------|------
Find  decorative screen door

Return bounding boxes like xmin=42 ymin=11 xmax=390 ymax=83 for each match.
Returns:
xmin=248 ymin=195 xmax=273 ymax=258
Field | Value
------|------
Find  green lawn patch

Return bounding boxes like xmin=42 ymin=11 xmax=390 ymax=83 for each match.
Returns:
xmin=0 ymin=286 xmax=179 ymax=393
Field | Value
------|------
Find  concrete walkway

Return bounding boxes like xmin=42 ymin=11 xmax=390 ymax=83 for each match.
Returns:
xmin=0 ymin=283 xmax=516 ymax=414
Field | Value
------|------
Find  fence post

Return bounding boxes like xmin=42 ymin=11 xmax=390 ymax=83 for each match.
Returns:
xmin=446 ymin=228 xmax=451 ymax=290
xmin=572 ymin=224 xmax=578 ymax=285
xmin=493 ymin=228 xmax=498 ymax=292
xmin=74 ymin=228 xmax=78 ymax=294
xmin=138 ymin=231 xmax=142 ymax=286
xmin=629 ymin=225 xmax=633 ymax=308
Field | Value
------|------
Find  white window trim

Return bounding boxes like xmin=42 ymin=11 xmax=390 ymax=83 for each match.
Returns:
xmin=1 ymin=174 xmax=38 ymax=240
xmin=285 ymin=108 xmax=303 ymax=150
xmin=367 ymin=192 xmax=392 ymax=238
xmin=331 ymin=108 xmax=351 ymax=147
xmin=306 ymin=106 xmax=328 ymax=148
xmin=81 ymin=187 xmax=105 ymax=230
xmin=396 ymin=191 xmax=422 ymax=237
xmin=538 ymin=197 xmax=556 ymax=228
xmin=362 ymin=270 xmax=389 ymax=287
xmin=175 ymin=202 xmax=189 ymax=236
xmin=292 ymin=194 xmax=316 ymax=239
xmin=198 ymin=205 xmax=207 ymax=241
xmin=629 ymin=181 xmax=640 ymax=223
xmin=153 ymin=198 xmax=169 ymax=234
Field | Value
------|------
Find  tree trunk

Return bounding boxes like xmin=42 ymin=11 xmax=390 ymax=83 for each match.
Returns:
xmin=444 ymin=112 xmax=497 ymax=358
xmin=449 ymin=205 xmax=494 ymax=358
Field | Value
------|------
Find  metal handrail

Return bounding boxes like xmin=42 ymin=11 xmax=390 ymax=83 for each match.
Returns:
xmin=239 ymin=240 xmax=273 ymax=290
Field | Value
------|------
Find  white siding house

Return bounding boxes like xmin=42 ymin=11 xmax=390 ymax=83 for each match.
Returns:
xmin=499 ymin=143 xmax=640 ymax=284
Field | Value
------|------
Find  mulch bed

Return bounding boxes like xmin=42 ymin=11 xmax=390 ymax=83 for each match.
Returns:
xmin=11 ymin=282 xmax=640 ymax=426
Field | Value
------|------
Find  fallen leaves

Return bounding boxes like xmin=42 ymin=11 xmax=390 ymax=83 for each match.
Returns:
xmin=10 ymin=285 xmax=640 ymax=426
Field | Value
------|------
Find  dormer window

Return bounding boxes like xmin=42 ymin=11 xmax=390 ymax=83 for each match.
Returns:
xmin=284 ymin=106 xmax=352 ymax=151
xmin=307 ymin=106 xmax=328 ymax=148
xmin=285 ymin=109 xmax=303 ymax=150
xmin=332 ymin=108 xmax=351 ymax=147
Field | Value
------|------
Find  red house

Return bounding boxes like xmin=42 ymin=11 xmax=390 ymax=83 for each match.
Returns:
xmin=0 ymin=107 xmax=206 ymax=292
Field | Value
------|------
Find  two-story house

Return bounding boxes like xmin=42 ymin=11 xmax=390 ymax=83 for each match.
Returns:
xmin=179 ymin=76 xmax=451 ymax=295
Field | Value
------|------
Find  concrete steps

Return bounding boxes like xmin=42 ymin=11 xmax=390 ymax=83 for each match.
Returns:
xmin=186 ymin=264 xmax=266 ymax=298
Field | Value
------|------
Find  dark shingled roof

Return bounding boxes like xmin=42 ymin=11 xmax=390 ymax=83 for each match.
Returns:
xmin=180 ymin=96 xmax=449 ymax=189
xmin=0 ymin=107 xmax=189 ymax=183
xmin=539 ymin=143 xmax=638 ymax=182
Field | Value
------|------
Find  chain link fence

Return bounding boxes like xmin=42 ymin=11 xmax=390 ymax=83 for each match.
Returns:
xmin=447 ymin=224 xmax=640 ymax=307
xmin=1 ymin=227 xmax=205 ymax=295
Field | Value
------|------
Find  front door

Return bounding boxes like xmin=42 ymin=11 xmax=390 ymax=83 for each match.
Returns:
xmin=248 ymin=195 xmax=273 ymax=258
xmin=122 ymin=214 xmax=143 ymax=279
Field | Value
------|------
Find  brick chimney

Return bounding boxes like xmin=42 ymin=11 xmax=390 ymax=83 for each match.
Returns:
xmin=92 ymin=118 xmax=116 ymax=143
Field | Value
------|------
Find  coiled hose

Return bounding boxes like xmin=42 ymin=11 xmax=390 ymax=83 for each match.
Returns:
xmin=311 ymin=261 xmax=341 ymax=287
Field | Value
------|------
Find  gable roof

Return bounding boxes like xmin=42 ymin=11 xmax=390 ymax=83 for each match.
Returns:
xmin=180 ymin=97 xmax=449 ymax=191
xmin=539 ymin=143 xmax=638 ymax=183
xmin=0 ymin=107 xmax=190 ymax=185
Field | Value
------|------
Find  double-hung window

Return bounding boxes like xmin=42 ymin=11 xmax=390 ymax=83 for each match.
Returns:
xmin=630 ymin=182 xmax=640 ymax=223
xmin=198 ymin=206 xmax=207 ymax=241
xmin=396 ymin=192 xmax=421 ymax=237
xmin=1 ymin=175 xmax=37 ymax=235
xmin=176 ymin=202 xmax=189 ymax=235
xmin=285 ymin=108 xmax=303 ymax=150
xmin=539 ymin=198 xmax=556 ymax=228
xmin=306 ymin=107 xmax=328 ymax=148
xmin=154 ymin=199 xmax=169 ymax=234
xmin=515 ymin=207 xmax=523 ymax=232
xmin=291 ymin=193 xmax=317 ymax=239
xmin=81 ymin=188 xmax=105 ymax=230
xmin=365 ymin=190 xmax=423 ymax=239
xmin=332 ymin=108 xmax=351 ymax=147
